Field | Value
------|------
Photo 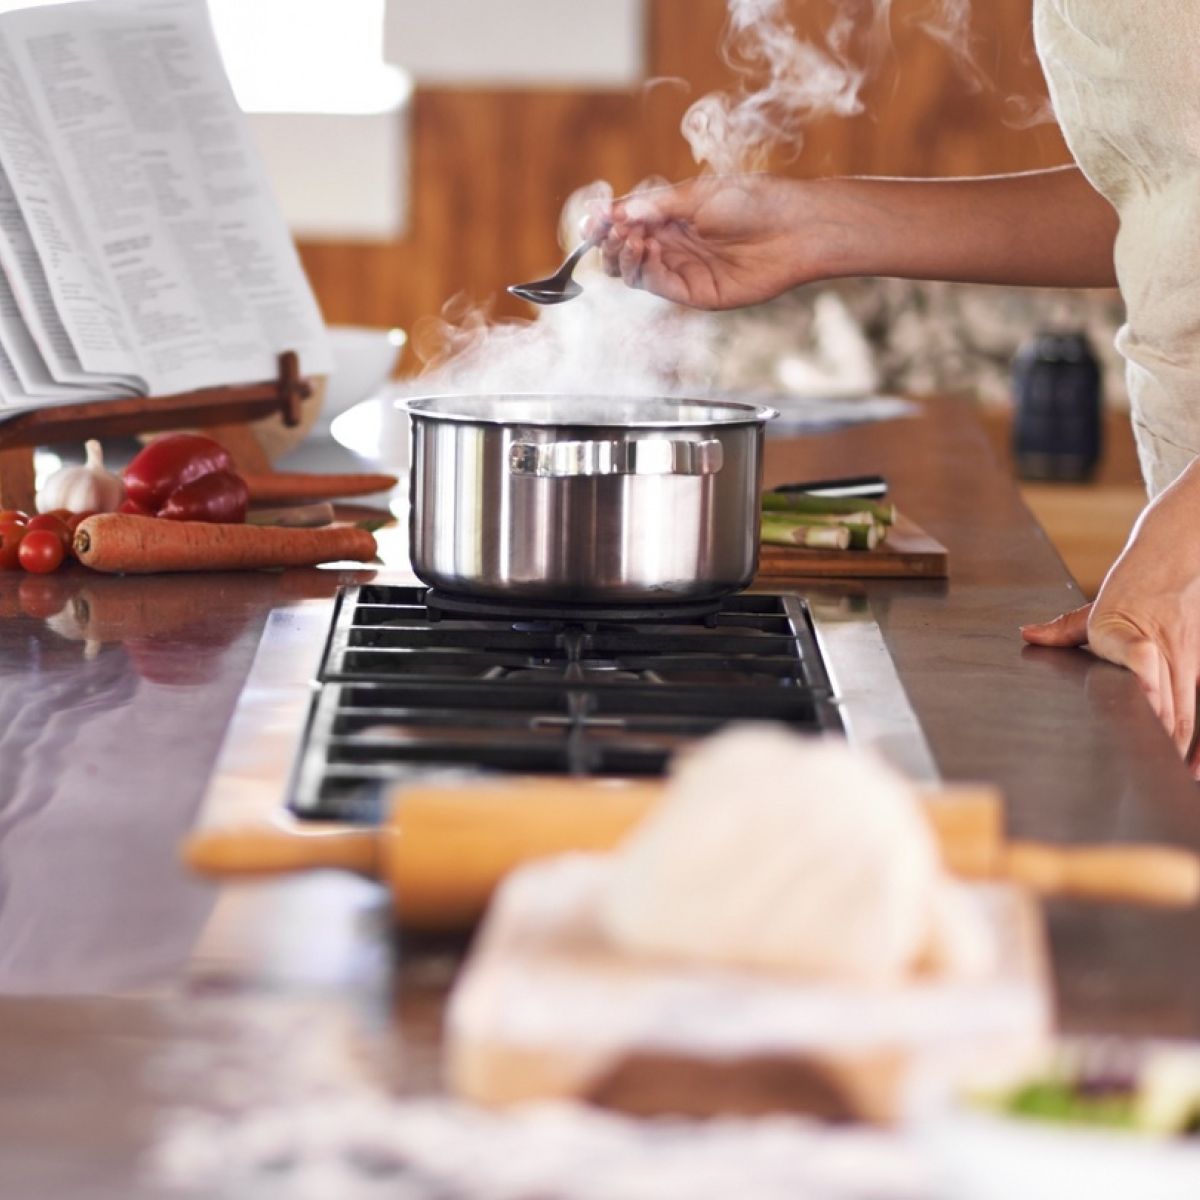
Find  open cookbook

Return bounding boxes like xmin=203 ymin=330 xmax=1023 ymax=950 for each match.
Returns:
xmin=0 ymin=0 xmax=330 ymax=410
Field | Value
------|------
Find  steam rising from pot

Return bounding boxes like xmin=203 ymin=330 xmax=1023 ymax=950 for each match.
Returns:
xmin=684 ymin=0 xmax=985 ymax=172
xmin=414 ymin=276 xmax=718 ymax=399
xmin=683 ymin=0 xmax=878 ymax=173
xmin=413 ymin=180 xmax=718 ymax=399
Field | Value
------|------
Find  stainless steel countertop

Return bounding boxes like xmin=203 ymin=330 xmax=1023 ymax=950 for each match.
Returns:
xmin=1 ymin=396 xmax=1197 ymax=1195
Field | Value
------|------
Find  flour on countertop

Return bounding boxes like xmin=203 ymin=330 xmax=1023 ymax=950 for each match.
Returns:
xmin=142 ymin=994 xmax=925 ymax=1200
xmin=151 ymin=1095 xmax=927 ymax=1200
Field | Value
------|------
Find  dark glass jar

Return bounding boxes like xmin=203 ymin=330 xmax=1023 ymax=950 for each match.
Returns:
xmin=1011 ymin=331 xmax=1103 ymax=481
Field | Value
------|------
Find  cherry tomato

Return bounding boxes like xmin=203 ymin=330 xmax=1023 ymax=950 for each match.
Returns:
xmin=0 ymin=522 xmax=25 ymax=570
xmin=25 ymin=514 xmax=72 ymax=555
xmin=0 ymin=509 xmax=29 ymax=526
xmin=43 ymin=508 xmax=74 ymax=522
xmin=17 ymin=529 xmax=64 ymax=574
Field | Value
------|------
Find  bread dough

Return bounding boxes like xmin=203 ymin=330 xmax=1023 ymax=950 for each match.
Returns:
xmin=598 ymin=728 xmax=987 ymax=983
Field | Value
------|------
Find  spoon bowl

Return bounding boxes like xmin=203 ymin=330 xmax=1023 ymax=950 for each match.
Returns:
xmin=508 ymin=280 xmax=583 ymax=305
xmin=508 ymin=241 xmax=592 ymax=306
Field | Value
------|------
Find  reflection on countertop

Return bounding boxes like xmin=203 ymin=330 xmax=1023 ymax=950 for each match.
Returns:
xmin=0 ymin=566 xmax=375 ymax=995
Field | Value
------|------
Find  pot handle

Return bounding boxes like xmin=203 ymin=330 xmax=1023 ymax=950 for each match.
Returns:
xmin=509 ymin=438 xmax=724 ymax=478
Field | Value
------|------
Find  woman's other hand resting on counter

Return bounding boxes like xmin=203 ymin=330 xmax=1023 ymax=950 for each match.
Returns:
xmin=1023 ymin=461 xmax=1200 ymax=776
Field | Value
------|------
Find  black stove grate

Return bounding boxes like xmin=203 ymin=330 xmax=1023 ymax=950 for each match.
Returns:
xmin=289 ymin=584 xmax=842 ymax=821
xmin=422 ymin=587 xmax=729 ymax=625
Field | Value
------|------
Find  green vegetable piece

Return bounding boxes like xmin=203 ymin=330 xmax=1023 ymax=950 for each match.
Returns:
xmin=762 ymin=491 xmax=896 ymax=525
xmin=760 ymin=514 xmax=850 ymax=550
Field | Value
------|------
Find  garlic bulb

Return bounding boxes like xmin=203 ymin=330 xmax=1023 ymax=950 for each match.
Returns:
xmin=37 ymin=439 xmax=125 ymax=514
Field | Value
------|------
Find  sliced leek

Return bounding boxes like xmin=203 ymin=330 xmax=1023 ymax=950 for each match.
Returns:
xmin=761 ymin=514 xmax=851 ymax=550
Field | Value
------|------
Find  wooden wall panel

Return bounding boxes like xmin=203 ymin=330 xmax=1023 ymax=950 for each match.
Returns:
xmin=297 ymin=0 xmax=1071 ymax=368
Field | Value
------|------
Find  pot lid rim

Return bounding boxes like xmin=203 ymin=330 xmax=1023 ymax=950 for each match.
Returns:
xmin=403 ymin=393 xmax=779 ymax=428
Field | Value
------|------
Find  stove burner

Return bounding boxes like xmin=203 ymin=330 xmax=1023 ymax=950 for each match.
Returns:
xmin=289 ymin=584 xmax=842 ymax=822
xmin=423 ymin=588 xmax=726 ymax=626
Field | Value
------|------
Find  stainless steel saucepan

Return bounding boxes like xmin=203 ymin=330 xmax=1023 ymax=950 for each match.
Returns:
xmin=407 ymin=394 xmax=778 ymax=604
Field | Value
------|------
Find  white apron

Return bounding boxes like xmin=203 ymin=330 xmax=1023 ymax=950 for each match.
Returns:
xmin=1034 ymin=0 xmax=1200 ymax=495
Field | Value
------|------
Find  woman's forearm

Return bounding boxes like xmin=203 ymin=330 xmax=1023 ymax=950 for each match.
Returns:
xmin=807 ymin=166 xmax=1118 ymax=288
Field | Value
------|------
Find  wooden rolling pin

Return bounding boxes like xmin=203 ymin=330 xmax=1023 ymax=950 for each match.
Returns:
xmin=183 ymin=779 xmax=1200 ymax=929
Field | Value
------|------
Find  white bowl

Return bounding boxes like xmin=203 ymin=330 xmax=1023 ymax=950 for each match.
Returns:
xmin=329 ymin=389 xmax=410 ymax=473
xmin=925 ymin=1104 xmax=1200 ymax=1200
xmin=318 ymin=325 xmax=406 ymax=429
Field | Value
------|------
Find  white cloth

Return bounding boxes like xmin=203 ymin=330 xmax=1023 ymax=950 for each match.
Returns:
xmin=1034 ymin=1 xmax=1200 ymax=496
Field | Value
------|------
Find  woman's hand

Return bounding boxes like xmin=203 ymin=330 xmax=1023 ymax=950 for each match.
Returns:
xmin=583 ymin=175 xmax=825 ymax=310
xmin=1022 ymin=461 xmax=1200 ymax=774
xmin=584 ymin=168 xmax=1120 ymax=306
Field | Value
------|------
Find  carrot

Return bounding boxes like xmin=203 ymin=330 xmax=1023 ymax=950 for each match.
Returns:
xmin=74 ymin=514 xmax=378 ymax=574
xmin=241 ymin=472 xmax=398 ymax=505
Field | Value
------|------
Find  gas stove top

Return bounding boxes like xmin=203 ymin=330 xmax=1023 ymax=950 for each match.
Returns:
xmin=293 ymin=585 xmax=842 ymax=820
xmin=202 ymin=581 xmax=938 ymax=827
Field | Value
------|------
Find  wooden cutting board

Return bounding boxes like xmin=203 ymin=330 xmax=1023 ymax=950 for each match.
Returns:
xmin=446 ymin=856 xmax=1050 ymax=1125
xmin=755 ymin=511 xmax=949 ymax=583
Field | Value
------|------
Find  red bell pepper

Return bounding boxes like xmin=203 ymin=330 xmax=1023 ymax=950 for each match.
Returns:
xmin=158 ymin=470 xmax=249 ymax=523
xmin=124 ymin=434 xmax=234 ymax=512
xmin=122 ymin=434 xmax=247 ymax=524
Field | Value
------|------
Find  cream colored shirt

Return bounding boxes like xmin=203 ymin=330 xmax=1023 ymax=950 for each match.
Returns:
xmin=1035 ymin=0 xmax=1200 ymax=495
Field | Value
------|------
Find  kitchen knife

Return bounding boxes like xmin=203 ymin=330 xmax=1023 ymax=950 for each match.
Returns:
xmin=772 ymin=475 xmax=888 ymax=500
xmin=184 ymin=780 xmax=1200 ymax=927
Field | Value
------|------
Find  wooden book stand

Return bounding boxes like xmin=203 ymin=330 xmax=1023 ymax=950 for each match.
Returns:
xmin=0 ymin=351 xmax=309 ymax=512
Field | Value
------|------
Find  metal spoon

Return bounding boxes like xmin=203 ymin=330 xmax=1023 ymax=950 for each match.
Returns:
xmin=508 ymin=241 xmax=593 ymax=305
